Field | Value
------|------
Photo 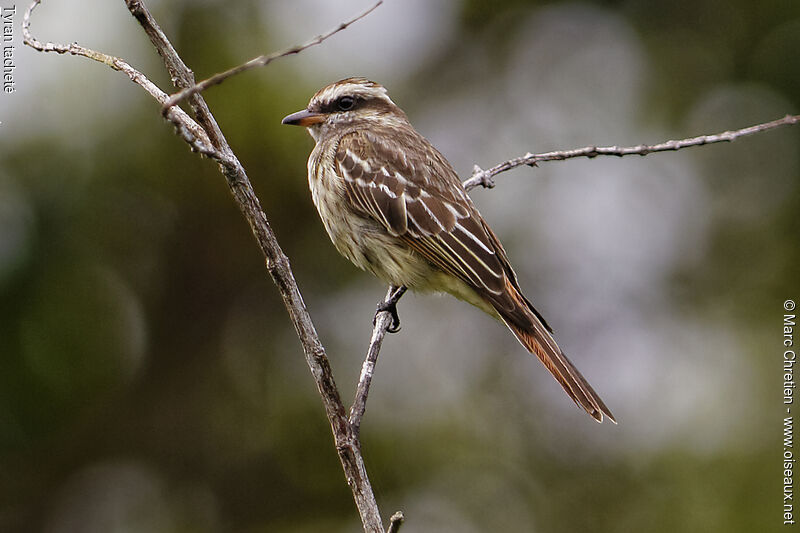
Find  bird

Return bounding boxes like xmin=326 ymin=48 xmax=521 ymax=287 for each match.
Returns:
xmin=282 ymin=77 xmax=614 ymax=423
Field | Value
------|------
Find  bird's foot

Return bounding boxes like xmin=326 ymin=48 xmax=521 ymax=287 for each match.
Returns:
xmin=373 ymin=285 xmax=407 ymax=333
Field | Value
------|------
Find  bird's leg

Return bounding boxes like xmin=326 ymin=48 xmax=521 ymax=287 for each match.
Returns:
xmin=373 ymin=285 xmax=407 ymax=333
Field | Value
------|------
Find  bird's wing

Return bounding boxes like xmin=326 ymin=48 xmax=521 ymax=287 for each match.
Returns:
xmin=335 ymin=129 xmax=507 ymax=296
xmin=335 ymin=129 xmax=615 ymax=423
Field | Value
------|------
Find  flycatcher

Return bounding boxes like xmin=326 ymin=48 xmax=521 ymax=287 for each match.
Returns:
xmin=282 ymin=77 xmax=614 ymax=423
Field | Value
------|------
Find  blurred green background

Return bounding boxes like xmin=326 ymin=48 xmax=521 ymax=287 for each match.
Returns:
xmin=1 ymin=0 xmax=798 ymax=531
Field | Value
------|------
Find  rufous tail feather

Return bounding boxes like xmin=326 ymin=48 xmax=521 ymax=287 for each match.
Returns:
xmin=494 ymin=279 xmax=616 ymax=423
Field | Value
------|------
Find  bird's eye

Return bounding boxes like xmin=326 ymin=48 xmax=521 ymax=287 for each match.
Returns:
xmin=337 ymin=96 xmax=355 ymax=111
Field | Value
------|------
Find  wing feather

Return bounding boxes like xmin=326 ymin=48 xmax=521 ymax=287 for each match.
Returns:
xmin=336 ymin=130 xmax=504 ymax=291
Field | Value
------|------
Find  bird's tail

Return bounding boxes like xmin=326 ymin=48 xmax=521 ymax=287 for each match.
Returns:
xmin=488 ymin=278 xmax=615 ymax=423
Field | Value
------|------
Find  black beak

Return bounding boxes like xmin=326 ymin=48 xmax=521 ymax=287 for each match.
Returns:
xmin=281 ymin=109 xmax=325 ymax=126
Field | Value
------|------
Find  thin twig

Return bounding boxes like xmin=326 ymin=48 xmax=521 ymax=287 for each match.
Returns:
xmin=464 ymin=114 xmax=800 ymax=191
xmin=163 ymin=0 xmax=384 ymax=112
xmin=350 ymin=285 xmax=406 ymax=439
xmin=387 ymin=511 xmax=405 ymax=533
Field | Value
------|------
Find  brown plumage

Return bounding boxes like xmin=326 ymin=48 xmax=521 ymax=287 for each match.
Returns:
xmin=282 ymin=77 xmax=614 ymax=423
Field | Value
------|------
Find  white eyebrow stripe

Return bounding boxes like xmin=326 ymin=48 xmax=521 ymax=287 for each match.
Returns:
xmin=315 ymin=82 xmax=395 ymax=108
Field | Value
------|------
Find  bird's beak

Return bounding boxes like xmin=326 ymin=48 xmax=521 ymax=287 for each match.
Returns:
xmin=281 ymin=109 xmax=325 ymax=127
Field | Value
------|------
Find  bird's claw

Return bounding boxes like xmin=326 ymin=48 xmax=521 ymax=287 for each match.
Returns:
xmin=373 ymin=286 xmax=407 ymax=333
xmin=374 ymin=300 xmax=401 ymax=333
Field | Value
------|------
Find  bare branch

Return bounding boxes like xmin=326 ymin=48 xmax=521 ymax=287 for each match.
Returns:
xmin=163 ymin=0 xmax=384 ymax=111
xmin=350 ymin=286 xmax=407 ymax=439
xmin=464 ymin=114 xmax=800 ymax=191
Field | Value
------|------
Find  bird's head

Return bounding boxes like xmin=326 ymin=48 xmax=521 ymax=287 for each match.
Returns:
xmin=281 ymin=77 xmax=407 ymax=141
